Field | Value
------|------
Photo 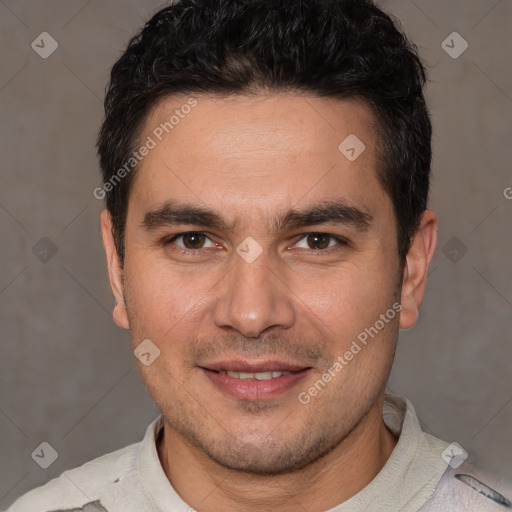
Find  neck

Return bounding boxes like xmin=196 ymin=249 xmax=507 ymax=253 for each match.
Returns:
xmin=157 ymin=394 xmax=397 ymax=512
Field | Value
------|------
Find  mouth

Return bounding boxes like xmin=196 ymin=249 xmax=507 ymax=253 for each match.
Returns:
xmin=216 ymin=370 xmax=293 ymax=380
xmin=199 ymin=360 xmax=312 ymax=400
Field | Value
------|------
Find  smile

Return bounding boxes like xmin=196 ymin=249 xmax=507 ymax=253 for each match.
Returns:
xmin=201 ymin=364 xmax=311 ymax=400
xmin=218 ymin=370 xmax=292 ymax=380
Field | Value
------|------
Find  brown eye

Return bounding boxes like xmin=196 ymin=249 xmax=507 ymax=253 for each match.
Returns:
xmin=164 ymin=231 xmax=217 ymax=253
xmin=181 ymin=232 xmax=207 ymax=249
xmin=306 ymin=233 xmax=331 ymax=250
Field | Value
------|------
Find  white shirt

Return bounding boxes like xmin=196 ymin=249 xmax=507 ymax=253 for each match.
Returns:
xmin=6 ymin=394 xmax=511 ymax=511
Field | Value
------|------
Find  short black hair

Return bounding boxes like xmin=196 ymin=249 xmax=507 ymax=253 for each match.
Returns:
xmin=97 ymin=0 xmax=431 ymax=265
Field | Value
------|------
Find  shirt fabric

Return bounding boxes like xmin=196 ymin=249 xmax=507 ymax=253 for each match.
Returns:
xmin=6 ymin=393 xmax=511 ymax=512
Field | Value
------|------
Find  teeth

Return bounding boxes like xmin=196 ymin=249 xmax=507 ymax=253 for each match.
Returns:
xmin=220 ymin=370 xmax=292 ymax=380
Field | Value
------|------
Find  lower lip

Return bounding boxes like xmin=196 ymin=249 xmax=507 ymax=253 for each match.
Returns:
xmin=201 ymin=368 xmax=310 ymax=400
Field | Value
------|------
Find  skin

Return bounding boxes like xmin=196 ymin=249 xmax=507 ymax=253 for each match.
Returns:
xmin=101 ymin=93 xmax=437 ymax=511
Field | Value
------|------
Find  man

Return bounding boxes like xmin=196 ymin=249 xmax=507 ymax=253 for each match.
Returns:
xmin=7 ymin=0 xmax=511 ymax=511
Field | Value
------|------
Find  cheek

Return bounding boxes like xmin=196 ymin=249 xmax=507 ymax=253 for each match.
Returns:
xmin=290 ymin=260 xmax=397 ymax=339
xmin=123 ymin=254 xmax=220 ymax=339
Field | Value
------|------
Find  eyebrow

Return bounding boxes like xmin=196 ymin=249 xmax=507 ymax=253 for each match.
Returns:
xmin=141 ymin=200 xmax=373 ymax=233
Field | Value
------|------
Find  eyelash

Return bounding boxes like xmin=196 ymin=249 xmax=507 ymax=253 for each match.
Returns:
xmin=162 ymin=231 xmax=350 ymax=255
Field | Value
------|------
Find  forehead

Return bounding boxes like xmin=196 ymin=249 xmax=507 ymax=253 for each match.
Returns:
xmin=129 ymin=93 xmax=386 ymax=221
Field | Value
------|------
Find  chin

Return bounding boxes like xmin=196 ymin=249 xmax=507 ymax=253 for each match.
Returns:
xmin=197 ymin=430 xmax=339 ymax=476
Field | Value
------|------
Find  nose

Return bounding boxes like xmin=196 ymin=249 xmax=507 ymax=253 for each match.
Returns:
xmin=213 ymin=250 xmax=296 ymax=338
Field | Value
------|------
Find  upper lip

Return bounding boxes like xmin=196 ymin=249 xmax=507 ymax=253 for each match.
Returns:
xmin=200 ymin=359 xmax=310 ymax=373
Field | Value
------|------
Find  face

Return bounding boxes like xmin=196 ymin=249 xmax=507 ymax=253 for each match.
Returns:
xmin=103 ymin=93 xmax=426 ymax=475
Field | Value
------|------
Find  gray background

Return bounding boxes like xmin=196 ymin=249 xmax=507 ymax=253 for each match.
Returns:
xmin=0 ymin=0 xmax=511 ymax=508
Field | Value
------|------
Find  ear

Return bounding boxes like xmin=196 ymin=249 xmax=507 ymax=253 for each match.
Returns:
xmin=399 ymin=209 xmax=437 ymax=330
xmin=101 ymin=209 xmax=130 ymax=329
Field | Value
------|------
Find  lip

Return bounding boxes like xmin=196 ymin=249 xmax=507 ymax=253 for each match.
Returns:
xmin=202 ymin=359 xmax=308 ymax=373
xmin=200 ymin=359 xmax=312 ymax=401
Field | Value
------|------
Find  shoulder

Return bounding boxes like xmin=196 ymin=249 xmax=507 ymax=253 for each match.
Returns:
xmin=421 ymin=460 xmax=512 ymax=511
xmin=6 ymin=441 xmax=141 ymax=512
